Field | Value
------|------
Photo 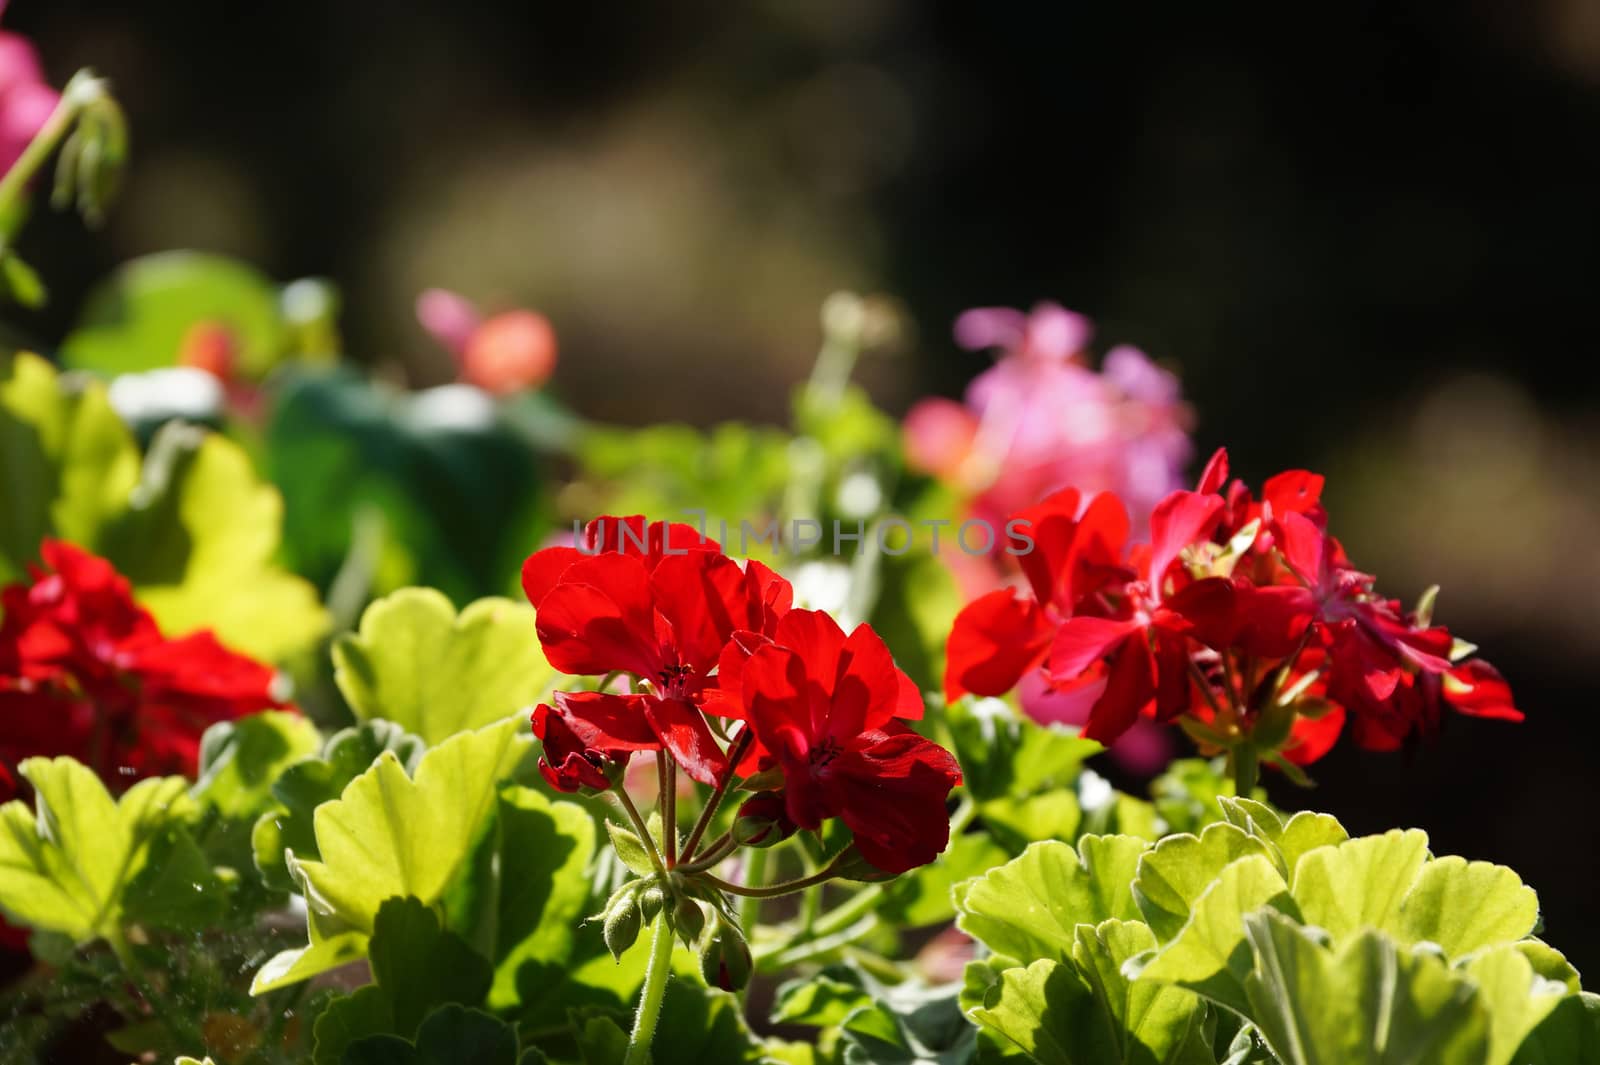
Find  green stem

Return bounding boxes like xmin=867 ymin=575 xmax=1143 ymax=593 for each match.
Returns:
xmin=0 ymin=72 xmax=96 ymax=240
xmin=1232 ymin=745 xmax=1259 ymax=798
xmin=675 ymin=831 xmax=735 ymax=874
xmin=681 ymin=729 xmax=751 ymax=860
xmin=810 ymin=882 xmax=885 ymax=939
xmin=737 ymin=848 xmax=768 ymax=931
xmin=659 ymin=752 xmax=677 ymax=866
xmin=700 ymin=863 xmax=837 ymax=900
xmin=614 ymin=788 xmax=666 ymax=876
xmin=760 ymin=914 xmax=879 ymax=971
xmin=625 ymin=914 xmax=674 ymax=1065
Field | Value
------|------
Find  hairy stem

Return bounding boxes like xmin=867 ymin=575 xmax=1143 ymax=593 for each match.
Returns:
xmin=681 ymin=729 xmax=752 ymax=860
xmin=624 ymin=914 xmax=674 ymax=1065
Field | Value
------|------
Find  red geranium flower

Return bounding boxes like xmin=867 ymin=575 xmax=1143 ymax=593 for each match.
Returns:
xmin=522 ymin=517 xmax=792 ymax=784
xmin=738 ymin=609 xmax=961 ymax=874
xmin=943 ymin=448 xmax=1521 ymax=769
xmin=0 ymin=540 xmax=288 ymax=800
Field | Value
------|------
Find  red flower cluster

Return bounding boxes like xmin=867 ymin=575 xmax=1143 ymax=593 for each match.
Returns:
xmin=0 ymin=541 xmax=289 ymax=799
xmin=946 ymin=450 xmax=1521 ymax=767
xmin=525 ymin=517 xmax=962 ymax=874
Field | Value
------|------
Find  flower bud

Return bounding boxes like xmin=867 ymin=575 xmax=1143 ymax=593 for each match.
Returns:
xmin=698 ymin=915 xmax=753 ymax=992
xmin=732 ymin=792 xmax=796 ymax=849
xmin=638 ymin=881 xmax=666 ymax=925
xmin=671 ymin=892 xmax=707 ymax=947
xmin=601 ymin=881 xmax=645 ymax=960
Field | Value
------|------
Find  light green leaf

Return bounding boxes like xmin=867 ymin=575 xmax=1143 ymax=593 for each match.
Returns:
xmin=1216 ymin=797 xmax=1283 ymax=839
xmin=100 ymin=421 xmax=329 ymax=663
xmin=1069 ymin=919 xmax=1213 ymax=1064
xmin=0 ymin=757 xmax=194 ymax=944
xmin=971 ymin=960 xmax=1117 ymax=1065
xmin=946 ymin=698 xmax=1100 ymax=804
xmin=1393 ymin=856 xmax=1539 ymax=958
xmin=957 ymin=836 xmax=1149 ymax=965
xmin=771 ymin=971 xmax=873 ymax=1028
xmin=605 ymin=821 xmax=657 ymax=878
xmin=1241 ymin=911 xmax=1489 ymax=1065
xmin=981 ymin=790 xmax=1082 ymax=854
xmin=192 ymin=711 xmax=322 ymax=821
xmin=1216 ymin=798 xmax=1347 ymax=884
xmin=252 ymin=720 xmax=427 ymax=892
xmin=0 ymin=352 xmax=139 ymax=583
xmin=1463 ymin=945 xmax=1568 ymax=1065
xmin=1133 ymin=823 xmax=1275 ymax=943
xmin=61 ymin=251 xmax=287 ymax=378
xmin=1289 ymin=829 xmax=1429 ymax=942
xmin=1511 ymin=940 xmax=1583 ymax=994
xmin=1273 ymin=813 xmax=1348 ymax=886
xmin=252 ymin=718 xmax=529 ymax=992
xmin=332 ymin=588 xmax=556 ymax=745
xmin=1141 ymin=855 xmax=1296 ymax=1018
xmin=484 ymin=786 xmax=596 ymax=1007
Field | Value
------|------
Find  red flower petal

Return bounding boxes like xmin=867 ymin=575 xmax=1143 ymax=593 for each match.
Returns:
xmin=534 ymin=554 xmax=662 ymax=677
xmin=1081 ymin=634 xmax=1155 ymax=745
xmin=829 ymin=730 xmax=962 ymax=874
xmin=1047 ymin=615 xmax=1140 ymax=680
xmin=642 ymin=695 xmax=729 ymax=786
xmin=943 ymin=588 xmax=1052 ymax=701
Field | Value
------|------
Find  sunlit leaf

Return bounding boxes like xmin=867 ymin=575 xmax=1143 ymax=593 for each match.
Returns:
xmin=332 ymin=588 xmax=556 ymax=745
xmin=0 ymin=757 xmax=194 ymax=944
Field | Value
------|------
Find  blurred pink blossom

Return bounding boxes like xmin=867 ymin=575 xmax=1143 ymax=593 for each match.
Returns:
xmin=0 ymin=26 xmax=58 ymax=175
xmin=906 ymin=301 xmax=1194 ymax=557
xmin=416 ymin=288 xmax=558 ymax=395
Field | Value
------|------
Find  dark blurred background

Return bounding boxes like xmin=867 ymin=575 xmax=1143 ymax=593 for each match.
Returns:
xmin=10 ymin=0 xmax=1599 ymax=971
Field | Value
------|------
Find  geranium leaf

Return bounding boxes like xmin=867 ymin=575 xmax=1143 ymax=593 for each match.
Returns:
xmin=1069 ymin=919 xmax=1214 ymax=1064
xmin=1393 ymin=856 xmax=1540 ymax=958
xmin=1513 ymin=991 xmax=1600 ymax=1065
xmin=878 ymin=828 xmax=1010 ymax=929
xmin=771 ymin=969 xmax=873 ymax=1028
xmin=1141 ymin=854 xmax=1296 ymax=1018
xmin=1462 ymin=945 xmax=1568 ymax=1065
xmin=483 ymin=786 xmax=597 ymax=1007
xmin=332 ymin=588 xmax=556 ymax=745
xmin=100 ymin=420 xmax=328 ymax=662
xmin=193 ymin=711 xmax=321 ymax=821
xmin=120 ymin=821 xmax=231 ymax=930
xmin=0 ymin=757 xmax=194 ymax=944
xmin=1133 ymin=823 xmax=1276 ymax=943
xmin=251 ymin=718 xmax=529 ymax=992
xmin=1241 ymin=911 xmax=1491 ymax=1065
xmin=956 ymin=836 xmax=1149 ymax=965
xmin=1511 ymin=940 xmax=1582 ymax=994
xmin=971 ymin=960 xmax=1119 ymax=1065
xmin=342 ymin=1005 xmax=521 ymax=1065
xmin=251 ymin=719 xmax=427 ymax=891
xmin=60 ymin=251 xmax=287 ymax=378
xmin=0 ymin=352 xmax=139 ymax=583
xmin=1289 ymin=828 xmax=1429 ymax=942
xmin=945 ymin=697 xmax=1100 ymax=803
xmin=1273 ymin=813 xmax=1348 ymax=886
xmin=980 ymin=790 xmax=1083 ymax=855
